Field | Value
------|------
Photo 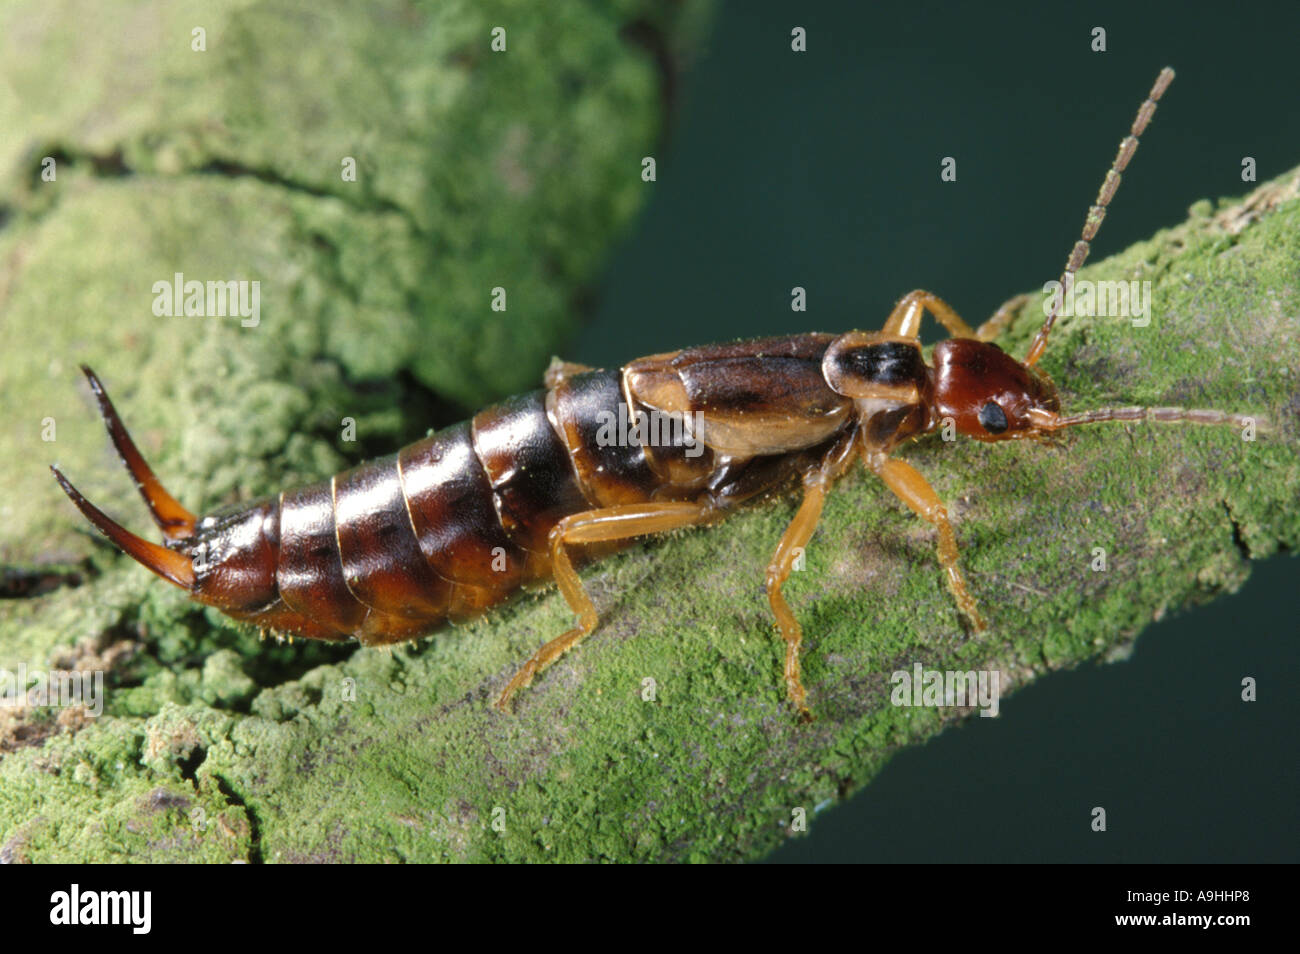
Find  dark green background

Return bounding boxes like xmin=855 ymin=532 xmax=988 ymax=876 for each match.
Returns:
xmin=572 ymin=1 xmax=1299 ymax=861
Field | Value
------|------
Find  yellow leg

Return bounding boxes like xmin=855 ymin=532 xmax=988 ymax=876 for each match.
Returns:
xmin=882 ymin=289 xmax=978 ymax=340
xmin=763 ymin=432 xmax=860 ymax=720
xmin=868 ymin=455 xmax=986 ymax=631
xmin=764 ymin=472 xmax=833 ymax=721
xmin=494 ymin=500 xmax=713 ymax=711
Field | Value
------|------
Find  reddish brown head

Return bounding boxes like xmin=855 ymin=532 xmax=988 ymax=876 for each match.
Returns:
xmin=930 ymin=339 xmax=1059 ymax=441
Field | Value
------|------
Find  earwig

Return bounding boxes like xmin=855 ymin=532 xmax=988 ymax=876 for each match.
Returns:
xmin=53 ymin=68 xmax=1262 ymax=720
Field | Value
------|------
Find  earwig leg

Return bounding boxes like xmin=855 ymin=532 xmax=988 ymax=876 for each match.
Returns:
xmin=494 ymin=501 xmax=715 ymax=712
xmin=762 ymin=432 xmax=859 ymax=720
xmin=543 ymin=357 xmax=596 ymax=389
xmin=868 ymin=455 xmax=986 ymax=631
xmin=764 ymin=471 xmax=833 ymax=722
xmin=975 ymin=292 xmax=1032 ymax=343
xmin=882 ymin=289 xmax=978 ymax=340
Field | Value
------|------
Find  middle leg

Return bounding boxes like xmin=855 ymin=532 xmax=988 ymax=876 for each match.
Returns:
xmin=765 ymin=472 xmax=830 ymax=721
xmin=764 ymin=433 xmax=860 ymax=719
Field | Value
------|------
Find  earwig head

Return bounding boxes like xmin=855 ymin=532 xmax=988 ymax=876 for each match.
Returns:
xmin=930 ymin=339 xmax=1060 ymax=441
xmin=926 ymin=71 xmax=1261 ymax=441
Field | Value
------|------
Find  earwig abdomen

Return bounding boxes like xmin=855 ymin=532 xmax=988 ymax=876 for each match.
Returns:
xmin=399 ymin=421 xmax=528 ymax=618
xmin=276 ymin=482 xmax=372 ymax=634
xmin=549 ymin=369 xmax=659 ymax=506
xmin=191 ymin=498 xmax=353 ymax=643
xmin=335 ymin=454 xmax=451 ymax=626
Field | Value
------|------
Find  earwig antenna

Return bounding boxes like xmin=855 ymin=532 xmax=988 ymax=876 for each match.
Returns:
xmin=1024 ymin=67 xmax=1176 ymax=368
xmin=1031 ymin=405 xmax=1265 ymax=432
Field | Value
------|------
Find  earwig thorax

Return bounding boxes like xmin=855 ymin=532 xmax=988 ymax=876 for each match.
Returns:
xmin=822 ymin=333 xmax=927 ymax=400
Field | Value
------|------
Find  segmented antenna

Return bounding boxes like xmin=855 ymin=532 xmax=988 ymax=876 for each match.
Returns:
xmin=1049 ymin=405 xmax=1261 ymax=431
xmin=1024 ymin=67 xmax=1176 ymax=367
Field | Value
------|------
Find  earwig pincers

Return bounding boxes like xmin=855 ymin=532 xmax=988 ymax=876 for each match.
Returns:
xmin=53 ymin=67 xmax=1261 ymax=720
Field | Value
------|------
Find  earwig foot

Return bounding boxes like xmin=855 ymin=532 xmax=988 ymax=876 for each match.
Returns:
xmin=493 ymin=687 xmax=518 ymax=713
xmin=784 ymin=660 xmax=814 ymax=722
xmin=956 ymin=599 xmax=986 ymax=633
xmin=493 ymin=685 xmax=518 ymax=713
xmin=494 ymin=657 xmax=541 ymax=713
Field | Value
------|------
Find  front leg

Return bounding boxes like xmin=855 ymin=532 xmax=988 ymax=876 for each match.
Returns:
xmin=867 ymin=454 xmax=986 ymax=631
xmin=882 ymin=289 xmax=978 ymax=339
xmin=881 ymin=288 xmax=1032 ymax=347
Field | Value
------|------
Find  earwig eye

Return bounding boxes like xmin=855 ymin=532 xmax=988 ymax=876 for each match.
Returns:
xmin=978 ymin=401 xmax=1008 ymax=434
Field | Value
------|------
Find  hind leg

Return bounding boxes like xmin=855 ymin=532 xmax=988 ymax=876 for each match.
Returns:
xmin=495 ymin=500 xmax=715 ymax=711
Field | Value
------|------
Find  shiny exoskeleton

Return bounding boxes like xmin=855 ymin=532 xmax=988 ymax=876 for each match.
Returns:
xmin=52 ymin=67 xmax=1259 ymax=719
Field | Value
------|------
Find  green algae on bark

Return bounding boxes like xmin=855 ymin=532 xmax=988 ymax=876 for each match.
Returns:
xmin=2 ymin=164 xmax=1297 ymax=862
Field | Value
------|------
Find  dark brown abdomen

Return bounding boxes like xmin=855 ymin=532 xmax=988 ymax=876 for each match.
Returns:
xmin=229 ymin=370 xmax=666 ymax=644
